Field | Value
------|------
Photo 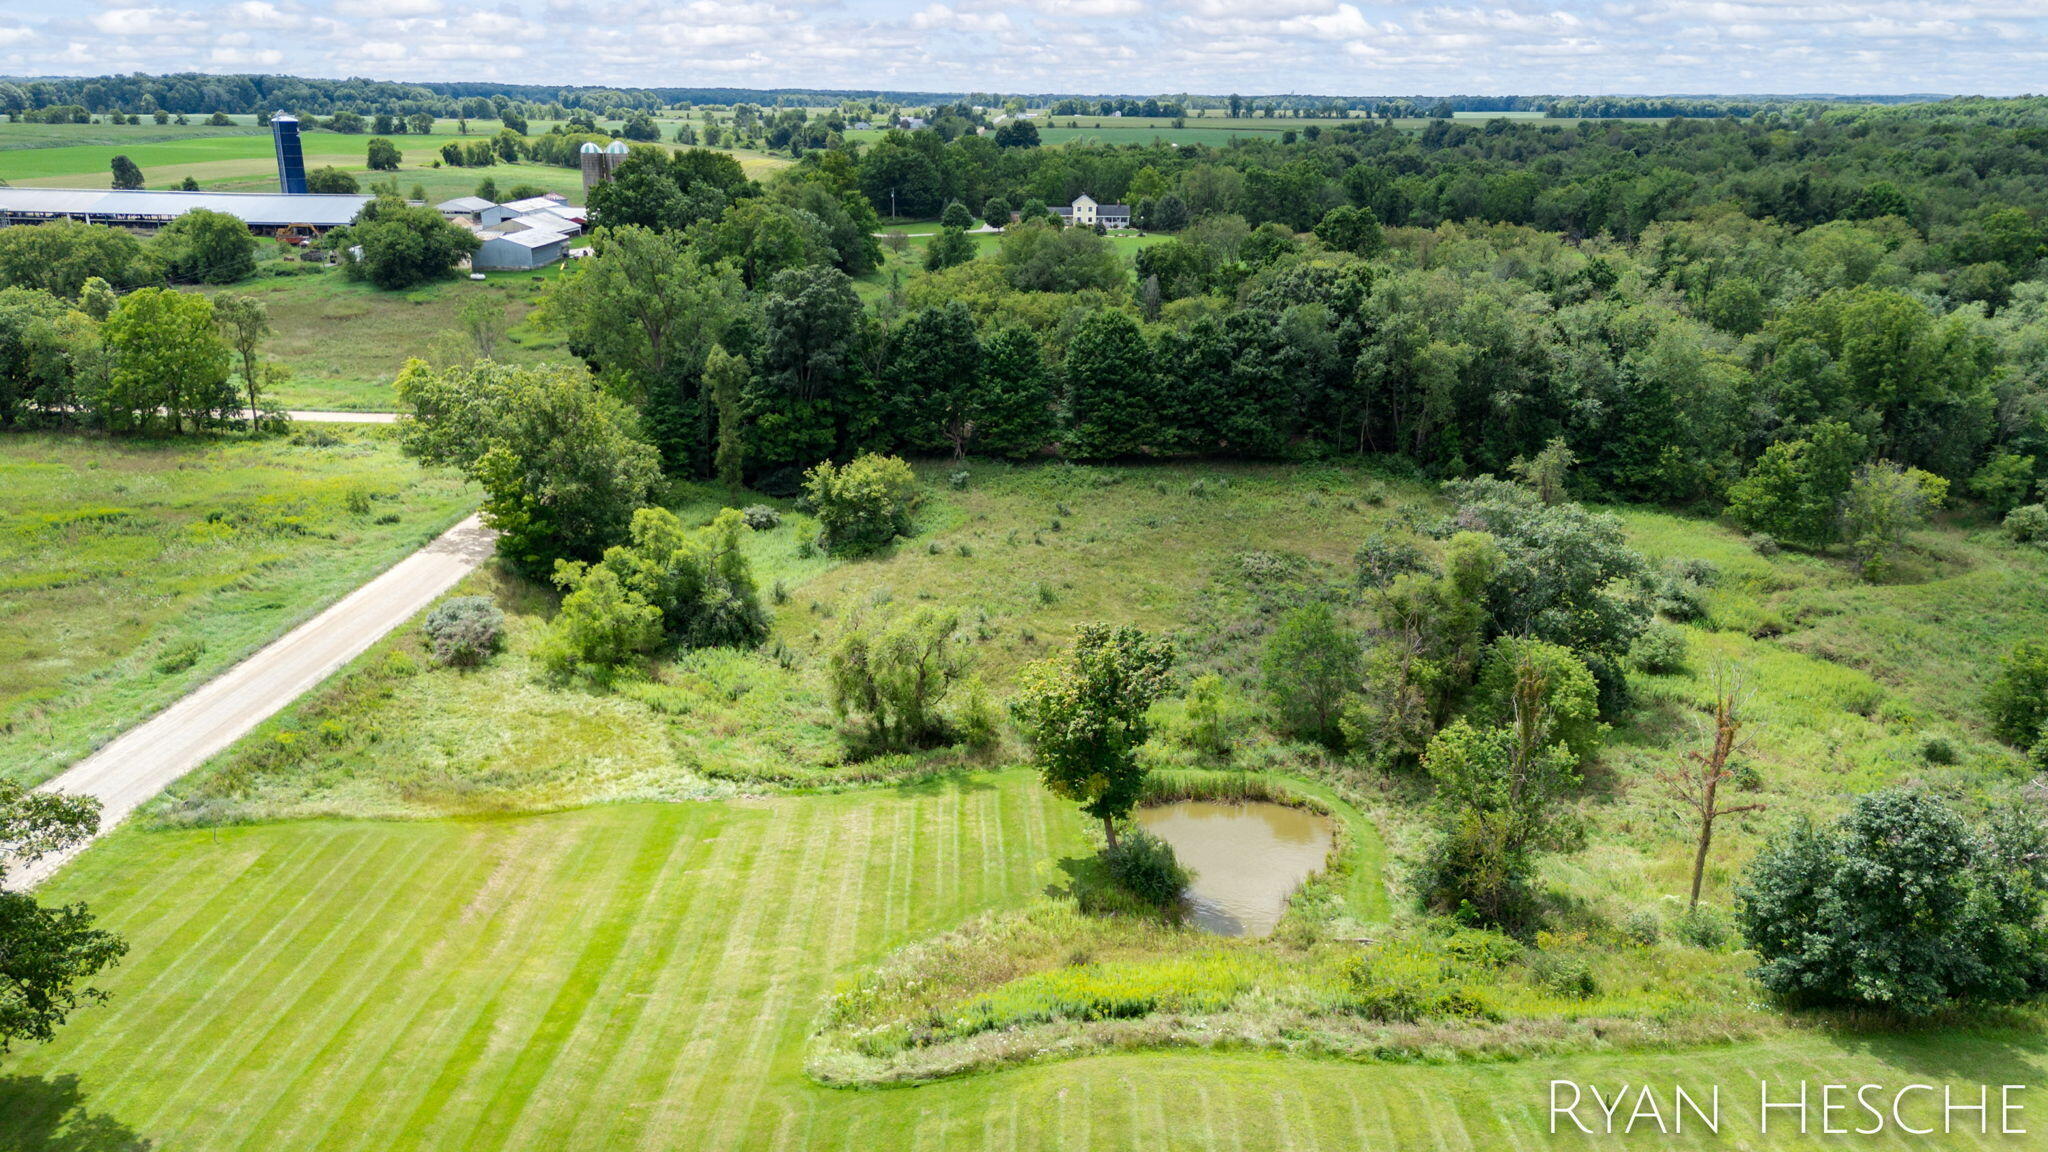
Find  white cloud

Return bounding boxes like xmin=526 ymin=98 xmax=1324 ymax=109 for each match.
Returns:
xmin=91 ymin=6 xmax=208 ymax=34
xmin=330 ymin=0 xmax=441 ymax=16
xmin=3 ymin=0 xmax=2046 ymax=94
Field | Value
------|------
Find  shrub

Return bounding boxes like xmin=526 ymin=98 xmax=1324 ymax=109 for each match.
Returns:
xmin=948 ymin=470 xmax=969 ymax=490
xmin=1986 ymin=639 xmax=2048 ymax=748
xmin=535 ymin=563 xmax=661 ymax=685
xmin=1736 ymin=790 xmax=2048 ymax=1014
xmin=1919 ymin=732 xmax=1958 ymax=765
xmin=1621 ymin=908 xmax=1662 ymax=946
xmin=422 ymin=595 xmax=503 ymax=667
xmin=1747 ymin=532 xmax=1781 ymax=556
xmin=2006 ymin=503 xmax=2048 ymax=545
xmin=1672 ymin=905 xmax=1730 ymax=949
xmin=1653 ymin=575 xmax=1708 ymax=621
xmin=1260 ymin=602 xmax=1360 ymax=747
xmin=740 ymin=504 xmax=782 ymax=531
xmin=1630 ymin=622 xmax=1689 ymax=674
xmin=153 ymin=637 xmax=205 ymax=674
xmin=1528 ymin=949 xmax=1598 ymax=998
xmin=804 ymin=454 xmax=919 ymax=555
xmin=1101 ymin=828 xmax=1191 ymax=910
xmin=827 ymin=606 xmax=976 ymax=754
xmin=342 ymin=487 xmax=374 ymax=516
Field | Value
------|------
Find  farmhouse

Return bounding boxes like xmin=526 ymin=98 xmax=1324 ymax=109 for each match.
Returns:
xmin=1052 ymin=194 xmax=1131 ymax=228
xmin=0 ymin=188 xmax=371 ymax=237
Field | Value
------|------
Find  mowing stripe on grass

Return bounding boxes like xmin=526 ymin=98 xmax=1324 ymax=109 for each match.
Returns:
xmin=14 ymin=773 xmax=2048 ymax=1150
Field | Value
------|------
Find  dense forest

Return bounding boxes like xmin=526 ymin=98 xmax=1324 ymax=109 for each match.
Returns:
xmin=7 ymin=95 xmax=2048 ymax=573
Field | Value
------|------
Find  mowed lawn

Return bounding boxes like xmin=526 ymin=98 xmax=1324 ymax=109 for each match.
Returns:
xmin=0 ymin=430 xmax=475 ymax=784
xmin=12 ymin=772 xmax=2046 ymax=1151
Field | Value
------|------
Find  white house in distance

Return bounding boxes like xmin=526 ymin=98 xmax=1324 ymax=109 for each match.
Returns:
xmin=1053 ymin=194 xmax=1132 ymax=229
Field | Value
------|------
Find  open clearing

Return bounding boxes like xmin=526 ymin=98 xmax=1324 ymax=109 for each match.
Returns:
xmin=0 ymin=429 xmax=475 ymax=785
xmin=198 ymin=266 xmax=573 ymax=411
xmin=10 ymin=775 xmax=2044 ymax=1151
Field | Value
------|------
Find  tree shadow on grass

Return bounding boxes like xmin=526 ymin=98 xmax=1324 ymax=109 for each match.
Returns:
xmin=1807 ymin=1008 xmax=2048 ymax=1082
xmin=0 ymin=1073 xmax=153 ymax=1152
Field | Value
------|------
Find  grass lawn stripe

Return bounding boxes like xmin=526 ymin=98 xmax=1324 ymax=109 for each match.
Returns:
xmin=506 ymin=806 xmax=731 ymax=1149
xmin=635 ymin=800 xmax=790 ymax=1145
xmin=394 ymin=811 xmax=633 ymax=1150
xmin=587 ymin=807 xmax=759 ymax=1150
xmin=219 ymin=823 xmax=500 ymax=1146
xmin=334 ymin=817 xmax=590 ymax=1151
xmin=133 ymin=825 xmax=429 ymax=1134
xmin=456 ymin=808 xmax=679 ymax=1150
xmin=66 ymin=826 xmax=371 ymax=1108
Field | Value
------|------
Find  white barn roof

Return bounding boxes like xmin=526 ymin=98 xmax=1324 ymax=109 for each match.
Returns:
xmin=0 ymin=188 xmax=372 ymax=228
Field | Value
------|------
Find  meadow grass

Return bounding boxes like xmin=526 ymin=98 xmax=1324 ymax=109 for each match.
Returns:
xmin=14 ymin=777 xmax=2048 ymax=1150
xmin=0 ymin=428 xmax=474 ymax=785
xmin=197 ymin=264 xmax=573 ymax=410
xmin=22 ymin=459 xmax=2048 ymax=1147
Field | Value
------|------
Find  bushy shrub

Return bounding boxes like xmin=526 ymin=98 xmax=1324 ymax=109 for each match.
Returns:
xmin=1670 ymin=557 xmax=1720 ymax=586
xmin=1101 ymin=828 xmax=1191 ymax=910
xmin=535 ymin=564 xmax=660 ymax=684
xmin=1919 ymin=732 xmax=1958 ymax=765
xmin=1653 ymin=575 xmax=1708 ymax=621
xmin=153 ymin=637 xmax=205 ymax=674
xmin=1747 ymin=532 xmax=1781 ymax=556
xmin=2006 ymin=503 xmax=2048 ymax=545
xmin=1528 ymin=949 xmax=1598 ymax=998
xmin=740 ymin=504 xmax=781 ymax=531
xmin=1621 ymin=907 xmax=1662 ymax=946
xmin=1736 ymin=790 xmax=2048 ymax=1013
xmin=422 ymin=595 xmax=503 ymax=667
xmin=1987 ymin=639 xmax=2048 ymax=748
xmin=804 ymin=453 xmax=919 ymax=555
xmin=948 ymin=470 xmax=969 ymax=490
xmin=1630 ymin=622 xmax=1689 ymax=674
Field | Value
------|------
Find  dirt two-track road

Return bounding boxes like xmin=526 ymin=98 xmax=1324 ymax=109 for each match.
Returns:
xmin=8 ymin=513 xmax=496 ymax=889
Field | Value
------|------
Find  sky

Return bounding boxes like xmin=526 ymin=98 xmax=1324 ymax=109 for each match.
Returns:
xmin=1 ymin=0 xmax=2045 ymax=97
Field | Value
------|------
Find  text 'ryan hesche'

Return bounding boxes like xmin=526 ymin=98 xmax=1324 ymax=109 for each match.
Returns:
xmin=1550 ymin=1081 xmax=2029 ymax=1136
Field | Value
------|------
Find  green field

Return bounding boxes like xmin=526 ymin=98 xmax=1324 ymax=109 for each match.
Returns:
xmin=11 ymin=776 xmax=2044 ymax=1151
xmin=0 ymin=118 xmax=793 ymax=198
xmin=0 ymin=429 xmax=475 ymax=785
xmin=200 ymin=265 xmax=574 ymax=411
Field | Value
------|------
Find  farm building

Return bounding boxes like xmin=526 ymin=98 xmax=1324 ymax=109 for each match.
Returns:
xmin=0 ymin=188 xmax=371 ymax=236
xmin=475 ymin=226 xmax=575 ymax=270
xmin=435 ymin=196 xmax=496 ymax=224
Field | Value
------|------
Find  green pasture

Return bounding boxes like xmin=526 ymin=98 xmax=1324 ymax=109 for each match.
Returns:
xmin=197 ymin=265 xmax=573 ymax=411
xmin=0 ymin=429 xmax=475 ymax=785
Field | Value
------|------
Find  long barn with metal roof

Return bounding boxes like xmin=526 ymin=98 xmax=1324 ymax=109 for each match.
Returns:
xmin=0 ymin=188 xmax=372 ymax=233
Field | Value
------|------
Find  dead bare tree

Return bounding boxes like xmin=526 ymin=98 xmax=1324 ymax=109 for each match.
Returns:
xmin=1661 ymin=668 xmax=1766 ymax=909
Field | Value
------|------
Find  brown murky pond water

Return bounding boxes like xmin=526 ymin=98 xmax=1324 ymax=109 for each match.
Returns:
xmin=1136 ymin=800 xmax=1336 ymax=937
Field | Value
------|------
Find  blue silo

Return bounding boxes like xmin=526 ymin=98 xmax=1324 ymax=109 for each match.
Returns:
xmin=272 ymin=112 xmax=308 ymax=195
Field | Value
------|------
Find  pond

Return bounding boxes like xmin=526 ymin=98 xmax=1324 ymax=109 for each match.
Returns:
xmin=1136 ymin=800 xmax=1336 ymax=937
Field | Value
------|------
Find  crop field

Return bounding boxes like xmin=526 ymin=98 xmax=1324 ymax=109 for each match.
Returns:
xmin=8 ymin=774 xmax=2042 ymax=1151
xmin=198 ymin=265 xmax=573 ymax=411
xmin=0 ymin=119 xmax=792 ymax=196
xmin=0 ymin=429 xmax=475 ymax=785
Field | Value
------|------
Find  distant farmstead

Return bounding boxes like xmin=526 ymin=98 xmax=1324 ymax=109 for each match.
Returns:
xmin=1052 ymin=194 xmax=1131 ymax=229
xmin=0 ymin=188 xmax=371 ymax=236
xmin=437 ymin=192 xmax=587 ymax=270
